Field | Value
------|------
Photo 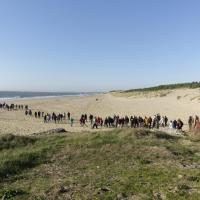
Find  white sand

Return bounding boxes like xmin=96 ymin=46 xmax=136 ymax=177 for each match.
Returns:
xmin=0 ymin=88 xmax=200 ymax=135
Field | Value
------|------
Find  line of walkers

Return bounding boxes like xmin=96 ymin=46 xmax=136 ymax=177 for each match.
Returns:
xmin=0 ymin=102 xmax=28 ymax=111
xmin=79 ymin=114 xmax=184 ymax=130
xmin=24 ymin=108 xmax=184 ymax=130
xmin=25 ymin=109 xmax=72 ymax=124
xmin=0 ymin=101 xmax=185 ymax=131
xmin=43 ymin=112 xmax=71 ymax=124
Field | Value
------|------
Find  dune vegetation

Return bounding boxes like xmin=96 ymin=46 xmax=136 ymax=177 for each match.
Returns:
xmin=1 ymin=129 xmax=200 ymax=199
xmin=112 ymin=82 xmax=200 ymax=93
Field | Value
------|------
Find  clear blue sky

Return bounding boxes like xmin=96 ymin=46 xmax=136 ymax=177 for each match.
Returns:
xmin=0 ymin=0 xmax=200 ymax=92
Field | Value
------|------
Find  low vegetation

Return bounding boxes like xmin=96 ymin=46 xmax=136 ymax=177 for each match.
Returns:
xmin=113 ymin=81 xmax=200 ymax=93
xmin=1 ymin=129 xmax=200 ymax=199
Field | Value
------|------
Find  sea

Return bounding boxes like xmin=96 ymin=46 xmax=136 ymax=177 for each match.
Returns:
xmin=0 ymin=91 xmax=99 ymax=101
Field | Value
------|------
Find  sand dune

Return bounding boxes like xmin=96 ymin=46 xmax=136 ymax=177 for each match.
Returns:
xmin=0 ymin=88 xmax=200 ymax=135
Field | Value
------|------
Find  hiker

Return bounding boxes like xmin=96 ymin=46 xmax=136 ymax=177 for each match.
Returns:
xmin=80 ymin=115 xmax=87 ymax=126
xmin=10 ymin=104 xmax=15 ymax=110
xmin=104 ymin=117 xmax=109 ymax=127
xmin=92 ymin=117 xmax=98 ymax=129
xmin=25 ymin=110 xmax=28 ymax=115
xmin=107 ymin=116 xmax=113 ymax=127
xmin=152 ymin=116 xmax=156 ymax=129
xmin=188 ymin=116 xmax=194 ymax=131
xmin=169 ymin=121 xmax=173 ymax=129
xmin=134 ymin=116 xmax=139 ymax=128
xmin=71 ymin=118 xmax=74 ymax=127
xmin=125 ymin=116 xmax=129 ymax=127
xmin=172 ymin=120 xmax=177 ymax=129
xmin=89 ymin=114 xmax=94 ymax=125
xmin=164 ymin=116 xmax=168 ymax=127
xmin=84 ymin=114 xmax=88 ymax=122
xmin=194 ymin=116 xmax=199 ymax=128
xmin=52 ymin=113 xmax=57 ymax=123
xmin=96 ymin=117 xmax=103 ymax=127
xmin=160 ymin=116 xmax=165 ymax=127
xmin=138 ymin=116 xmax=144 ymax=128
xmin=29 ymin=110 xmax=32 ymax=116
xmin=115 ymin=116 xmax=119 ymax=128
xmin=63 ymin=112 xmax=66 ymax=120
xmin=177 ymin=119 xmax=184 ymax=130
xmin=6 ymin=104 xmax=9 ymax=111
xmin=130 ymin=116 xmax=134 ymax=127
xmin=194 ymin=116 xmax=200 ymax=133
xmin=67 ymin=112 xmax=71 ymax=120
xmin=100 ymin=117 xmax=103 ymax=127
xmin=44 ymin=115 xmax=47 ymax=123
xmin=147 ymin=117 xmax=152 ymax=129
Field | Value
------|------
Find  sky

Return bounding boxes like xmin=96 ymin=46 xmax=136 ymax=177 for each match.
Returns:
xmin=0 ymin=0 xmax=200 ymax=92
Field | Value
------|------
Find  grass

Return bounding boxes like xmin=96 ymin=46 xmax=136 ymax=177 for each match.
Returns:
xmin=0 ymin=134 xmax=36 ymax=151
xmin=1 ymin=129 xmax=200 ymax=199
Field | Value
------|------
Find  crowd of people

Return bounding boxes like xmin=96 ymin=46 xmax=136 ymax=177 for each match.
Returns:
xmin=0 ymin=101 xmax=194 ymax=132
xmin=24 ymin=109 xmax=185 ymax=131
xmin=90 ymin=114 xmax=184 ymax=130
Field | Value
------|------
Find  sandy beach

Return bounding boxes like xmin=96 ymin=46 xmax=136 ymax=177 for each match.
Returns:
xmin=0 ymin=88 xmax=200 ymax=135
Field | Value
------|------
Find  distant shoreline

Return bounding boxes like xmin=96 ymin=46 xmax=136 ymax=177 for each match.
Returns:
xmin=0 ymin=91 xmax=102 ymax=101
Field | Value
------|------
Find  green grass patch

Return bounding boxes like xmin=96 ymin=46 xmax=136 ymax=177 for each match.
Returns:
xmin=1 ymin=130 xmax=200 ymax=199
xmin=0 ymin=134 xmax=36 ymax=151
xmin=0 ymin=149 xmax=48 ymax=180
